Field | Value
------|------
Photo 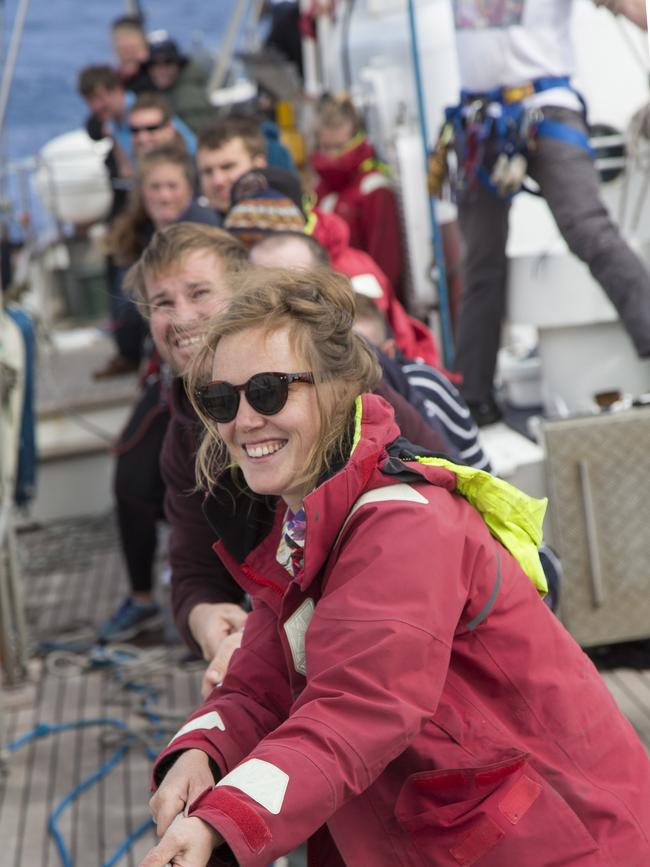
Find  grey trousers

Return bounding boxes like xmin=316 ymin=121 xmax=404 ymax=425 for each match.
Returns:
xmin=454 ymin=106 xmax=650 ymax=405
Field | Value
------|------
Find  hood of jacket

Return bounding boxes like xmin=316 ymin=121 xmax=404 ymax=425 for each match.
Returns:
xmin=204 ymin=393 xmax=547 ymax=594
xmin=310 ymin=135 xmax=378 ymax=192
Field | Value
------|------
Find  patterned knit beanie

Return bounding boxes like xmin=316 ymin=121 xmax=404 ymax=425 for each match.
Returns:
xmin=224 ymin=168 xmax=306 ymax=247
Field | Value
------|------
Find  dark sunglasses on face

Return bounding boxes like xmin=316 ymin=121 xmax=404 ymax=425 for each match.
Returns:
xmin=195 ymin=372 xmax=314 ymax=423
xmin=129 ymin=121 xmax=166 ymax=135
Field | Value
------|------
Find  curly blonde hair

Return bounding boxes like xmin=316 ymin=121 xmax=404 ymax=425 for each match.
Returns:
xmin=187 ymin=266 xmax=382 ymax=496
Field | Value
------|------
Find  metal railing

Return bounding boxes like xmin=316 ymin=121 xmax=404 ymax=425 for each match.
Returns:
xmin=0 ymin=515 xmax=28 ymax=686
xmin=0 ymin=312 xmax=29 ymax=688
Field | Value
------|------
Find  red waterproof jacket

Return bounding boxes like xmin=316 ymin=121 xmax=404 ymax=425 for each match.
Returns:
xmin=154 ymin=394 xmax=650 ymax=867
xmin=311 ymin=136 xmax=405 ymax=296
xmin=310 ymin=208 xmax=440 ymax=367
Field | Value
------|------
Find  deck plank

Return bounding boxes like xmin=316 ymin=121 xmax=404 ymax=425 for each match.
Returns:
xmin=2 ymin=516 xmax=202 ymax=866
xmin=0 ymin=691 xmax=44 ymax=867
xmin=601 ymin=669 xmax=650 ymax=750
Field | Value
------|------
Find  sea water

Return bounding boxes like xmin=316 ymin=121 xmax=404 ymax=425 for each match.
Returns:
xmin=2 ymin=0 xmax=238 ymax=233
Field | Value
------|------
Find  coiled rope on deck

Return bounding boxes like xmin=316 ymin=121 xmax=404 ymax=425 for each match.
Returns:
xmin=1 ymin=641 xmax=199 ymax=867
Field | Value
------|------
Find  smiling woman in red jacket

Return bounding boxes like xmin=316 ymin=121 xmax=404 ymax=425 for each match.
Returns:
xmin=139 ymin=268 xmax=650 ymax=867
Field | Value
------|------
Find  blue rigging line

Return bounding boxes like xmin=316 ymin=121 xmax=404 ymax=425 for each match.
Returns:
xmin=3 ymin=694 xmax=162 ymax=866
xmin=406 ymin=0 xmax=455 ymax=368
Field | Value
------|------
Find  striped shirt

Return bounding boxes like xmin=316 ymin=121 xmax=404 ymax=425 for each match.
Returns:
xmin=401 ymin=361 xmax=492 ymax=471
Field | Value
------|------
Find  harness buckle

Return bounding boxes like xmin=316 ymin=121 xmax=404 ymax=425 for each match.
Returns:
xmin=502 ymin=82 xmax=535 ymax=104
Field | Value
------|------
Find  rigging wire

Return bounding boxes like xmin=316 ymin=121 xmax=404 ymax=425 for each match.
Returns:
xmin=0 ymin=0 xmax=30 ymax=141
xmin=405 ymin=0 xmax=454 ymax=368
xmin=340 ymin=0 xmax=356 ymax=92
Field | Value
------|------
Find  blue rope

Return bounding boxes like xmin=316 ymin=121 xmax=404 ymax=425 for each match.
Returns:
xmin=406 ymin=0 xmax=455 ymax=368
xmin=103 ymin=817 xmax=156 ymax=867
xmin=5 ymin=718 xmax=130 ymax=753
xmin=4 ymin=709 xmax=161 ymax=866
xmin=48 ymin=739 xmax=131 ymax=867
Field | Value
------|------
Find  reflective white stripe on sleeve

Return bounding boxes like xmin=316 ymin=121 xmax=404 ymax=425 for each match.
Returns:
xmin=216 ymin=758 xmax=289 ymax=815
xmin=168 ymin=710 xmax=225 ymax=745
xmin=336 ymin=483 xmax=429 ymax=547
xmin=359 ymin=171 xmax=392 ymax=195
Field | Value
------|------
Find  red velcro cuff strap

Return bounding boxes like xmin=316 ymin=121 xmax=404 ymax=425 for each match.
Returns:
xmin=190 ymin=788 xmax=272 ymax=854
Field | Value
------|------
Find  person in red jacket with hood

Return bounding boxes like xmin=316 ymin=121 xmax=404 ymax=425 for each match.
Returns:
xmin=309 ymin=206 xmax=440 ymax=367
xmin=140 ymin=267 xmax=650 ymax=867
xmin=310 ymin=94 xmax=406 ymax=301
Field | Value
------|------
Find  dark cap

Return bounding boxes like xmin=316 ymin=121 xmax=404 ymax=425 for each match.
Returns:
xmin=148 ymin=38 xmax=186 ymax=67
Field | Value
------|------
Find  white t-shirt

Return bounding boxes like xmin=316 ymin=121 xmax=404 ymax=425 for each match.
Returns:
xmin=454 ymin=0 xmax=582 ymax=111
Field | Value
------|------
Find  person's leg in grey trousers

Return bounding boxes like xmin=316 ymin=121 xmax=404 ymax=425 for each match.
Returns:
xmin=530 ymin=106 xmax=650 ymax=357
xmin=454 ymin=181 xmax=511 ymax=407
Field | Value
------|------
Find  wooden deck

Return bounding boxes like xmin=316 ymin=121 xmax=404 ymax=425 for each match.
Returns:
xmin=36 ymin=327 xmax=139 ymax=421
xmin=1 ymin=515 xmax=649 ymax=867
xmin=596 ymin=667 xmax=650 ymax=750
xmin=0 ymin=514 xmax=204 ymax=867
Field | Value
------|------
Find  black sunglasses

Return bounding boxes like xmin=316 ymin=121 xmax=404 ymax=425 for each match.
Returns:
xmin=129 ymin=121 xmax=166 ymax=135
xmin=195 ymin=372 xmax=314 ymax=423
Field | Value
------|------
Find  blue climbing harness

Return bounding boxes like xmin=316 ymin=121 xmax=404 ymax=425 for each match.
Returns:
xmin=444 ymin=75 xmax=593 ymax=198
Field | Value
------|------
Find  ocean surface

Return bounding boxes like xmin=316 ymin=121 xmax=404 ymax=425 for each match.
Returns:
xmin=2 ymin=0 xmax=238 ymax=231
xmin=5 ymin=0 xmax=238 ymax=159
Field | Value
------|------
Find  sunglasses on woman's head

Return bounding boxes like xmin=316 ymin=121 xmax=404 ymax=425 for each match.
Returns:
xmin=195 ymin=372 xmax=314 ymax=423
